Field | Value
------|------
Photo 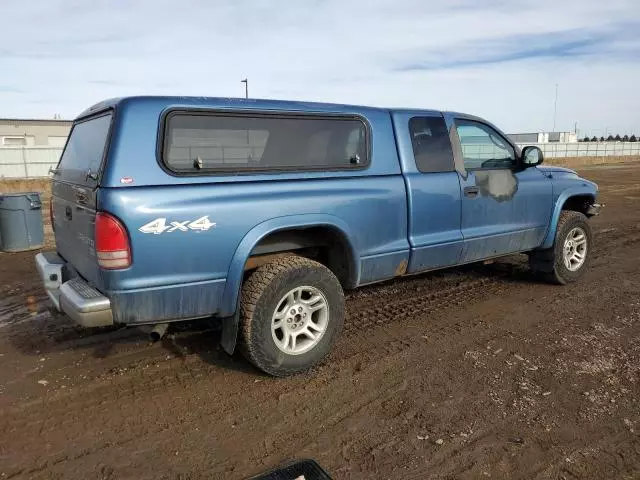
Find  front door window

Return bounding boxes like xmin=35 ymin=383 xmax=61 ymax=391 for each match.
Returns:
xmin=455 ymin=120 xmax=516 ymax=170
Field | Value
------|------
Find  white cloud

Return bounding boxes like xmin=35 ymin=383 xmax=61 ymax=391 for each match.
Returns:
xmin=0 ymin=0 xmax=638 ymax=135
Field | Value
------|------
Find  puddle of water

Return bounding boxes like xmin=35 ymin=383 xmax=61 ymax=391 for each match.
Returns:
xmin=0 ymin=295 xmax=50 ymax=328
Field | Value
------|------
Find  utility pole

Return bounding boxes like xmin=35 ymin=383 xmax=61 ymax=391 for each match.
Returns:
xmin=241 ymin=78 xmax=248 ymax=99
xmin=553 ymin=83 xmax=558 ymax=133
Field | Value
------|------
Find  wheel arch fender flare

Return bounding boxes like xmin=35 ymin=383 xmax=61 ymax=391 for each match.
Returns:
xmin=541 ymin=186 xmax=597 ymax=249
xmin=219 ymin=213 xmax=359 ymax=318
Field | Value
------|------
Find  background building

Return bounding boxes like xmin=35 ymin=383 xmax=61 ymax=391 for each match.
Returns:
xmin=0 ymin=118 xmax=72 ymax=148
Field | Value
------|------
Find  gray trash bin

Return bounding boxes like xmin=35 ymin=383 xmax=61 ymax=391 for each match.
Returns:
xmin=0 ymin=192 xmax=45 ymax=252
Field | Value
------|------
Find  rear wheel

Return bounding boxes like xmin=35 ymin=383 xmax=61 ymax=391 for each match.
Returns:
xmin=529 ymin=210 xmax=592 ymax=285
xmin=239 ymin=256 xmax=345 ymax=376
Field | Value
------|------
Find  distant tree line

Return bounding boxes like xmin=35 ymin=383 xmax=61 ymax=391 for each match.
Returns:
xmin=581 ymin=134 xmax=637 ymax=142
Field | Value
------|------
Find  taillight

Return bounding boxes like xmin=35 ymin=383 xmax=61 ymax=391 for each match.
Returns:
xmin=95 ymin=212 xmax=131 ymax=269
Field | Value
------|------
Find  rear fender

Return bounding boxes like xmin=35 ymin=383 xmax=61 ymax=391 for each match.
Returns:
xmin=541 ymin=187 xmax=597 ymax=249
xmin=220 ymin=213 xmax=359 ymax=317
xmin=219 ymin=214 xmax=358 ymax=355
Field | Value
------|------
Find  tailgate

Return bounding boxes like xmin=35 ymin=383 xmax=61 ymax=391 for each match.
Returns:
xmin=51 ymin=111 xmax=113 ymax=288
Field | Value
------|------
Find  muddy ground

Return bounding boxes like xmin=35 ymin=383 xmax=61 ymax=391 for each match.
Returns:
xmin=1 ymin=164 xmax=639 ymax=480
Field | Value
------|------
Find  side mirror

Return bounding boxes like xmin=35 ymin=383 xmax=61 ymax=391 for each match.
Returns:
xmin=521 ymin=145 xmax=544 ymax=167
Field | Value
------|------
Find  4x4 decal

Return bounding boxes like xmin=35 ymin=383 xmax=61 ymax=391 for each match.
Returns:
xmin=138 ymin=216 xmax=216 ymax=234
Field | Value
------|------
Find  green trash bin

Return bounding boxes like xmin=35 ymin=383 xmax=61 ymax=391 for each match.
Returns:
xmin=0 ymin=192 xmax=45 ymax=252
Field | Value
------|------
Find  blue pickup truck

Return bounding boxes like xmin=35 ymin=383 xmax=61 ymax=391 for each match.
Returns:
xmin=36 ymin=96 xmax=600 ymax=376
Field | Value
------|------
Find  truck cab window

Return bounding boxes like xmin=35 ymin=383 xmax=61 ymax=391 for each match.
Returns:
xmin=408 ymin=116 xmax=454 ymax=173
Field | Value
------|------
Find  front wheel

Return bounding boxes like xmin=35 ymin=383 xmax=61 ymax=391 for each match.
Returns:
xmin=239 ymin=256 xmax=345 ymax=376
xmin=529 ymin=210 xmax=592 ymax=285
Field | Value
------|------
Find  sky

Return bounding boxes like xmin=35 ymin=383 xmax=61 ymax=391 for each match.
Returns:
xmin=1 ymin=0 xmax=639 ymax=137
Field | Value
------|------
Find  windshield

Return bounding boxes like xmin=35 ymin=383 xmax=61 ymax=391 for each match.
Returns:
xmin=57 ymin=112 xmax=112 ymax=185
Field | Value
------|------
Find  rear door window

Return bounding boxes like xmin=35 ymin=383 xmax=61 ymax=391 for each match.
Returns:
xmin=408 ymin=116 xmax=454 ymax=173
xmin=163 ymin=112 xmax=368 ymax=173
xmin=57 ymin=112 xmax=112 ymax=185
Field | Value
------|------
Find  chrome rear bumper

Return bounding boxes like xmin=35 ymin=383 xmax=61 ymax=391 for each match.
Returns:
xmin=35 ymin=252 xmax=113 ymax=327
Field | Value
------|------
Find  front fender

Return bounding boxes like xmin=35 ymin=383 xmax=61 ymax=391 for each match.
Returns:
xmin=219 ymin=213 xmax=359 ymax=318
xmin=541 ymin=186 xmax=597 ymax=249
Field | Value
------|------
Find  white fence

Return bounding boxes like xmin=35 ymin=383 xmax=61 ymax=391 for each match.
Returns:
xmin=1 ymin=142 xmax=639 ymax=179
xmin=520 ymin=142 xmax=640 ymax=158
xmin=463 ymin=142 xmax=640 ymax=161
xmin=0 ymin=147 xmax=63 ymax=178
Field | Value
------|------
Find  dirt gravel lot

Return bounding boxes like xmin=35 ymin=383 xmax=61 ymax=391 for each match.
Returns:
xmin=1 ymin=164 xmax=639 ymax=480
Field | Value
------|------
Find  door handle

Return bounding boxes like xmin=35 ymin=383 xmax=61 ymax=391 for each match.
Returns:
xmin=464 ymin=186 xmax=479 ymax=198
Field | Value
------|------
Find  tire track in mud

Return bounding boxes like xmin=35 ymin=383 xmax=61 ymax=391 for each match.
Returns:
xmin=0 ymin=355 xmax=215 ymax=424
xmin=2 ymin=332 xmax=417 ymax=478
xmin=4 ymin=429 xmax=168 ymax=480
xmin=3 ymin=371 xmax=412 ymax=479
xmin=332 ymin=271 xmax=510 ymax=368
xmin=542 ymin=433 xmax=640 ymax=480
xmin=344 ymin=275 xmax=498 ymax=334
xmin=8 ymin=320 xmax=143 ymax=355
xmin=1 ymin=370 xmax=235 ymax=478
